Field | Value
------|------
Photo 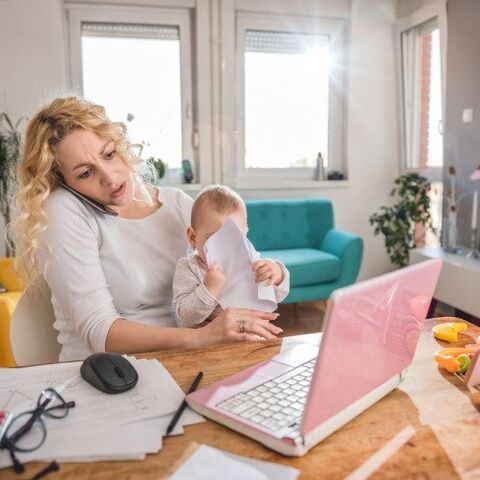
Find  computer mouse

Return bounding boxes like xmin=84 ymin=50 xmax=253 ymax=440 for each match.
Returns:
xmin=80 ymin=352 xmax=138 ymax=394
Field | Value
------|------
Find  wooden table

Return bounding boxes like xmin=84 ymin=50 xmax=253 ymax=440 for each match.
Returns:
xmin=4 ymin=319 xmax=480 ymax=479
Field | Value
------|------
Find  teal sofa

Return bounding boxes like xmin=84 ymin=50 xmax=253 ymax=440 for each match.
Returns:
xmin=246 ymin=198 xmax=363 ymax=303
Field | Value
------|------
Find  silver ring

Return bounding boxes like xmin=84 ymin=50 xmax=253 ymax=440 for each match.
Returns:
xmin=238 ymin=320 xmax=246 ymax=334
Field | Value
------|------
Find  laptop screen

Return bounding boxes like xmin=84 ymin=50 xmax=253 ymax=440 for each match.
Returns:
xmin=301 ymin=259 xmax=442 ymax=434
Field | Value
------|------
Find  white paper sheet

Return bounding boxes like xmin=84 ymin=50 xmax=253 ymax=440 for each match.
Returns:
xmin=170 ymin=445 xmax=300 ymax=480
xmin=204 ymin=217 xmax=277 ymax=311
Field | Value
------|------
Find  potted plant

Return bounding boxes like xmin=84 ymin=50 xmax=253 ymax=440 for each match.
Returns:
xmin=149 ymin=157 xmax=167 ymax=184
xmin=369 ymin=172 xmax=435 ymax=267
xmin=0 ymin=113 xmax=24 ymax=257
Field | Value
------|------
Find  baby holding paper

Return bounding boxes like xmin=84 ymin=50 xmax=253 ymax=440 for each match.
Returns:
xmin=173 ymin=185 xmax=290 ymax=327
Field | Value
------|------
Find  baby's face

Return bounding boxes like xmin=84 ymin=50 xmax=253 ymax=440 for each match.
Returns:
xmin=189 ymin=209 xmax=248 ymax=264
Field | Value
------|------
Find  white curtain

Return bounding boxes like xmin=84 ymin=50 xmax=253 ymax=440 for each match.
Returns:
xmin=401 ymin=26 xmax=420 ymax=169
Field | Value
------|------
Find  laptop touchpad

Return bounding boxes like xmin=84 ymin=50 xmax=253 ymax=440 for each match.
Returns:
xmin=273 ymin=344 xmax=319 ymax=368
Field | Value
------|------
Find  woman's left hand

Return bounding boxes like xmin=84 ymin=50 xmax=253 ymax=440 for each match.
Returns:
xmin=195 ymin=307 xmax=282 ymax=346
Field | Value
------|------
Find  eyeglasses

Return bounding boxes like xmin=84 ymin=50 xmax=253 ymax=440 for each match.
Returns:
xmin=0 ymin=388 xmax=75 ymax=474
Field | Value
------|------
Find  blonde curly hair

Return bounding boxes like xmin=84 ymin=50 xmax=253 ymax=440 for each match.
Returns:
xmin=13 ymin=96 xmax=147 ymax=283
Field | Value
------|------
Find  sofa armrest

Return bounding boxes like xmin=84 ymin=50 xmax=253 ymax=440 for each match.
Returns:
xmin=321 ymin=229 xmax=364 ymax=286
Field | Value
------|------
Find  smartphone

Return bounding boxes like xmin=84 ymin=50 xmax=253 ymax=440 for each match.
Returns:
xmin=61 ymin=182 xmax=118 ymax=216
xmin=464 ymin=348 xmax=480 ymax=388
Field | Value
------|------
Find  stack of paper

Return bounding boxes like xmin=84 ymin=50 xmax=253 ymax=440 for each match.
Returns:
xmin=0 ymin=356 xmax=204 ymax=467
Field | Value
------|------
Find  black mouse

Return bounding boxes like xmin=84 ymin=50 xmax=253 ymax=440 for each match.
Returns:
xmin=80 ymin=352 xmax=138 ymax=394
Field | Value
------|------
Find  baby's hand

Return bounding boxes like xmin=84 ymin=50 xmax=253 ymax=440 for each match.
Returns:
xmin=252 ymin=259 xmax=284 ymax=286
xmin=204 ymin=262 xmax=227 ymax=298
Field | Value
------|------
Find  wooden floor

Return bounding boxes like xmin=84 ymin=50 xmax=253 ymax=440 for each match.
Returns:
xmin=277 ymin=300 xmax=449 ymax=338
xmin=276 ymin=301 xmax=326 ymax=337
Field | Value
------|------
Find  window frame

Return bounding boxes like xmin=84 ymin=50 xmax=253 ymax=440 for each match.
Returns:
xmin=394 ymin=0 xmax=447 ymax=182
xmin=66 ymin=3 xmax=195 ymax=176
xmin=234 ymin=12 xmax=347 ymax=185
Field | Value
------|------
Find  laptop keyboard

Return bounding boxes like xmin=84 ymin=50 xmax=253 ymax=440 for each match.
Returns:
xmin=217 ymin=359 xmax=316 ymax=433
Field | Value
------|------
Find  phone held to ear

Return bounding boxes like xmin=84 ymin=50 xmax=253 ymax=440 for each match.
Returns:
xmin=61 ymin=182 xmax=118 ymax=216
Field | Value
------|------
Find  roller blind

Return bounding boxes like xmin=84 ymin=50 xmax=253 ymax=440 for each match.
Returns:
xmin=245 ymin=29 xmax=328 ymax=54
xmin=81 ymin=22 xmax=179 ymax=40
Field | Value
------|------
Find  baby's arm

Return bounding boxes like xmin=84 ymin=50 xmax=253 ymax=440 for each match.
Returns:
xmin=173 ymin=257 xmax=222 ymax=327
xmin=252 ymin=258 xmax=290 ymax=303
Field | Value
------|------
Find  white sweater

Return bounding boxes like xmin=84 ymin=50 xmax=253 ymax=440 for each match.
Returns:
xmin=37 ymin=187 xmax=193 ymax=362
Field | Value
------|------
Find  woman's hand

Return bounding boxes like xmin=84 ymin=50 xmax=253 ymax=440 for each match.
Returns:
xmin=195 ymin=307 xmax=282 ymax=346
xmin=252 ymin=259 xmax=284 ymax=286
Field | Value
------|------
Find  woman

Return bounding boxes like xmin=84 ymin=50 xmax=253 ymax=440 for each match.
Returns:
xmin=14 ymin=97 xmax=281 ymax=361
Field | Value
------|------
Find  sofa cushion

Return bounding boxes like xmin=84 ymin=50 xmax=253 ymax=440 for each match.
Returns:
xmin=260 ymin=248 xmax=342 ymax=287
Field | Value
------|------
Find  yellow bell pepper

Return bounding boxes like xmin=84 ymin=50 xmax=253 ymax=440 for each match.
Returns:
xmin=434 ymin=347 xmax=477 ymax=373
xmin=432 ymin=322 xmax=468 ymax=342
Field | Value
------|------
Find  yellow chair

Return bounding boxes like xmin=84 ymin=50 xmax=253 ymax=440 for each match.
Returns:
xmin=0 ymin=257 xmax=25 ymax=367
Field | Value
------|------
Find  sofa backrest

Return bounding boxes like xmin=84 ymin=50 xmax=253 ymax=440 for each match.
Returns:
xmin=246 ymin=198 xmax=334 ymax=251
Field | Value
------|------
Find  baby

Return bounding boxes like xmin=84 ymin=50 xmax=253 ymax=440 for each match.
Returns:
xmin=173 ymin=185 xmax=290 ymax=327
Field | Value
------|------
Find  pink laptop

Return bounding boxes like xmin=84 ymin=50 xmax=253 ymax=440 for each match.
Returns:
xmin=187 ymin=259 xmax=442 ymax=456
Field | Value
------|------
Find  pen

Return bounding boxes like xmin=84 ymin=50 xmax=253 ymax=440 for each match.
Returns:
xmin=166 ymin=371 xmax=203 ymax=436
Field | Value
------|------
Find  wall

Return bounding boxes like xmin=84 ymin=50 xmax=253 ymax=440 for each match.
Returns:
xmin=346 ymin=0 xmax=399 ymax=279
xmin=0 ymin=0 xmax=399 ymax=280
xmin=0 ymin=0 xmax=67 ymax=118
xmin=442 ymin=0 xmax=480 ymax=248
xmin=0 ymin=0 xmax=67 ymax=256
xmin=397 ymin=0 xmax=439 ymax=17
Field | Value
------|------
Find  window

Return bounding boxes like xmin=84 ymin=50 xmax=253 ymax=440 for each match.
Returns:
xmin=82 ymin=23 xmax=185 ymax=168
xmin=396 ymin=3 xmax=446 ymax=244
xmin=67 ymin=7 xmax=194 ymax=175
xmin=399 ymin=17 xmax=444 ymax=174
xmin=244 ymin=30 xmax=330 ymax=170
xmin=235 ymin=14 xmax=346 ymax=183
